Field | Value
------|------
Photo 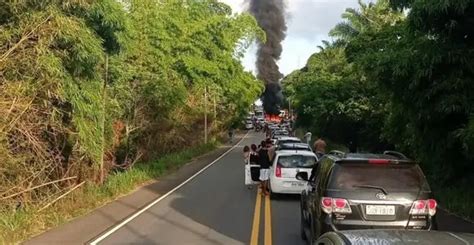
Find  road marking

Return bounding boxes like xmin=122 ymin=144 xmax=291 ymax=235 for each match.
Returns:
xmin=250 ymin=189 xmax=262 ymax=245
xmin=264 ymin=194 xmax=272 ymax=245
xmin=89 ymin=132 xmax=249 ymax=245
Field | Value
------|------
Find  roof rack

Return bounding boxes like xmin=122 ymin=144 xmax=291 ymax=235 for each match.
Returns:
xmin=328 ymin=150 xmax=346 ymax=158
xmin=383 ymin=151 xmax=408 ymax=160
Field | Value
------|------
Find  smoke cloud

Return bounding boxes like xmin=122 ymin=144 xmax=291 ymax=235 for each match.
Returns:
xmin=248 ymin=0 xmax=287 ymax=115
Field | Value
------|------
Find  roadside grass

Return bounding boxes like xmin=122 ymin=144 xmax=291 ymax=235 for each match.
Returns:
xmin=434 ymin=183 xmax=474 ymax=221
xmin=0 ymin=141 xmax=218 ymax=244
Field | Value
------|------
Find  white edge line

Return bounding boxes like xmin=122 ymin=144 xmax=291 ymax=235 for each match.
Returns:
xmin=448 ymin=232 xmax=470 ymax=245
xmin=89 ymin=132 xmax=249 ymax=245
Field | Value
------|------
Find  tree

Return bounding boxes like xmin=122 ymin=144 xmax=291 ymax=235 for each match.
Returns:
xmin=346 ymin=0 xmax=474 ymax=183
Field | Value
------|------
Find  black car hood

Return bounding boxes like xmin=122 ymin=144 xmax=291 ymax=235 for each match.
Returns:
xmin=339 ymin=230 xmax=474 ymax=245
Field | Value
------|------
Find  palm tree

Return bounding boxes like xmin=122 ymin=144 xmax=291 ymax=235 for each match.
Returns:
xmin=329 ymin=0 xmax=403 ymax=43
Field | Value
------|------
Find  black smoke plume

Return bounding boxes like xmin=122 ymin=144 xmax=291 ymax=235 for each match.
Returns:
xmin=248 ymin=0 xmax=287 ymax=115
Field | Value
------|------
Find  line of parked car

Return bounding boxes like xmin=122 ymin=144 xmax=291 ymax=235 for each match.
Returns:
xmin=259 ymin=124 xmax=474 ymax=245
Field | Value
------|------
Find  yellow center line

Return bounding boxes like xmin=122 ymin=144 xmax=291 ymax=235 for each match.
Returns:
xmin=264 ymin=194 xmax=273 ymax=245
xmin=250 ymin=189 xmax=262 ymax=245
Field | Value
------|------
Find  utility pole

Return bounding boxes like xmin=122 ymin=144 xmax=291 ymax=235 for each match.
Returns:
xmin=204 ymin=86 xmax=208 ymax=144
xmin=99 ymin=54 xmax=108 ymax=184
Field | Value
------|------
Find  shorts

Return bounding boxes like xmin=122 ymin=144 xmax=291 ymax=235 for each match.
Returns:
xmin=260 ymin=168 xmax=270 ymax=181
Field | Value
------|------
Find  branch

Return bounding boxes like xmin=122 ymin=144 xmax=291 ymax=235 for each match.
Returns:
xmin=0 ymin=15 xmax=52 ymax=63
xmin=38 ymin=181 xmax=85 ymax=212
xmin=0 ymin=176 xmax=77 ymax=200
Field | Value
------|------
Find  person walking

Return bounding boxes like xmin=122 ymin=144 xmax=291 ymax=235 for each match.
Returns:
xmin=243 ymin=145 xmax=250 ymax=164
xmin=304 ymin=131 xmax=312 ymax=146
xmin=258 ymin=139 xmax=273 ymax=196
xmin=313 ymin=137 xmax=327 ymax=159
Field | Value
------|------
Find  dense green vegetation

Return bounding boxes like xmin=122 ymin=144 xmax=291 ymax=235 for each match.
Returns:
xmin=284 ymin=0 xmax=474 ymax=218
xmin=0 ymin=0 xmax=262 ymax=240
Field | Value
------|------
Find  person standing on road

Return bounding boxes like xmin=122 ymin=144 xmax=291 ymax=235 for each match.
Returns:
xmin=258 ymin=140 xmax=265 ymax=152
xmin=313 ymin=137 xmax=327 ymax=159
xmin=243 ymin=145 xmax=250 ymax=164
xmin=258 ymin=139 xmax=272 ymax=196
xmin=304 ymin=131 xmax=312 ymax=146
xmin=247 ymin=144 xmax=260 ymax=190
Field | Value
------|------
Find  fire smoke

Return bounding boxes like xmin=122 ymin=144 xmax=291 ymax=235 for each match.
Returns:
xmin=248 ymin=0 xmax=287 ymax=115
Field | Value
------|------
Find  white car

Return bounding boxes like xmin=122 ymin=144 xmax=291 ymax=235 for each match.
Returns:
xmin=275 ymin=136 xmax=301 ymax=146
xmin=245 ymin=121 xmax=254 ymax=129
xmin=269 ymin=150 xmax=318 ymax=197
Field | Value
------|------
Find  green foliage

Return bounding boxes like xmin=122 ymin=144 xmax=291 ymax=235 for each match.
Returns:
xmin=285 ymin=0 xmax=474 ymax=218
xmin=346 ymin=0 xmax=474 ymax=184
xmin=0 ymin=0 xmax=262 ymax=225
xmin=283 ymin=46 xmax=388 ymax=150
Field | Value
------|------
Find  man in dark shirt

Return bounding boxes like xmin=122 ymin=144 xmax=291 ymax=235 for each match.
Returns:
xmin=258 ymin=139 xmax=273 ymax=195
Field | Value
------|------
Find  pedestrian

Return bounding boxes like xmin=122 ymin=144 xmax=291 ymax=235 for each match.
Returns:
xmin=258 ymin=140 xmax=266 ymax=152
xmin=243 ymin=145 xmax=250 ymax=164
xmin=304 ymin=131 xmax=312 ymax=146
xmin=250 ymin=144 xmax=259 ymax=163
xmin=247 ymin=144 xmax=260 ymax=190
xmin=313 ymin=137 xmax=327 ymax=159
xmin=258 ymin=139 xmax=273 ymax=196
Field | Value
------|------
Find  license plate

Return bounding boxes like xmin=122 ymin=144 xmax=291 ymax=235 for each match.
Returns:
xmin=291 ymin=182 xmax=304 ymax=187
xmin=284 ymin=182 xmax=304 ymax=187
xmin=366 ymin=205 xmax=395 ymax=215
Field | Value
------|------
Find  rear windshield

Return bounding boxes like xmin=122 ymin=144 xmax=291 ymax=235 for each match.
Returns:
xmin=279 ymin=140 xmax=301 ymax=145
xmin=277 ymin=155 xmax=317 ymax=168
xmin=328 ymin=164 xmax=428 ymax=191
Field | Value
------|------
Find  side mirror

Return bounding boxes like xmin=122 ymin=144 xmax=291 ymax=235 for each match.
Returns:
xmin=296 ymin=172 xmax=308 ymax=181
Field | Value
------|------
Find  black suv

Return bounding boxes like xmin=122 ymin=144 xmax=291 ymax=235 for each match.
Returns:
xmin=297 ymin=151 xmax=437 ymax=244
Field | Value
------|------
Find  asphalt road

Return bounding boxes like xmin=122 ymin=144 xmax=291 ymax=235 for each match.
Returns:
xmin=25 ymin=130 xmax=474 ymax=245
xmin=90 ymin=131 xmax=305 ymax=245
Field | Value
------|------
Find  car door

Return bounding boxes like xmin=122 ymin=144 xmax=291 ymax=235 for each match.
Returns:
xmin=313 ymin=158 xmax=334 ymax=236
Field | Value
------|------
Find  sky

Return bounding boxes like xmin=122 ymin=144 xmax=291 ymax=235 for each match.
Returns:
xmin=218 ymin=0 xmax=362 ymax=76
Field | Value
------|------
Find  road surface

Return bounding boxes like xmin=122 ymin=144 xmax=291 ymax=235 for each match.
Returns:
xmin=27 ymin=131 xmax=474 ymax=245
xmin=90 ymin=131 xmax=304 ymax=245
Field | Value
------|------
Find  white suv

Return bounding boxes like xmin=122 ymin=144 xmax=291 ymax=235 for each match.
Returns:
xmin=269 ymin=150 xmax=318 ymax=197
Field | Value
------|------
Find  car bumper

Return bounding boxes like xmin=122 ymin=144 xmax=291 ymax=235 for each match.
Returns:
xmin=270 ymin=178 xmax=305 ymax=194
xmin=321 ymin=215 xmax=433 ymax=232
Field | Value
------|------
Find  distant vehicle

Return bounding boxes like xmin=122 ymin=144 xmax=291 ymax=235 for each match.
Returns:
xmin=277 ymin=142 xmax=311 ymax=152
xmin=245 ymin=120 xmax=253 ymax=130
xmin=275 ymin=136 xmax=301 ymax=146
xmin=269 ymin=150 xmax=318 ymax=197
xmin=315 ymin=230 xmax=474 ymax=245
xmin=298 ymin=151 xmax=437 ymax=243
xmin=272 ymin=129 xmax=289 ymax=138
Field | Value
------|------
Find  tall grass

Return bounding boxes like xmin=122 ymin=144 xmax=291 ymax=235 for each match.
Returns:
xmin=0 ymin=142 xmax=218 ymax=244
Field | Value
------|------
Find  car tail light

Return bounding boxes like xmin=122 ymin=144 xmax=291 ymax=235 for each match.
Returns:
xmin=427 ymin=199 xmax=437 ymax=216
xmin=321 ymin=197 xmax=332 ymax=214
xmin=321 ymin=197 xmax=352 ymax=214
xmin=410 ymin=199 xmax=437 ymax=216
xmin=275 ymin=165 xmax=281 ymax=178
xmin=368 ymin=159 xmax=390 ymax=164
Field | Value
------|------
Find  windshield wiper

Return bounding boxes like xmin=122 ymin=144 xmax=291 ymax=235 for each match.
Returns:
xmin=352 ymin=184 xmax=388 ymax=195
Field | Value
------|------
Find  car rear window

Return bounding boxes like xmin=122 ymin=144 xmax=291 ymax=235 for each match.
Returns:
xmin=278 ymin=140 xmax=301 ymax=145
xmin=277 ymin=155 xmax=316 ymax=168
xmin=328 ymin=164 xmax=429 ymax=191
